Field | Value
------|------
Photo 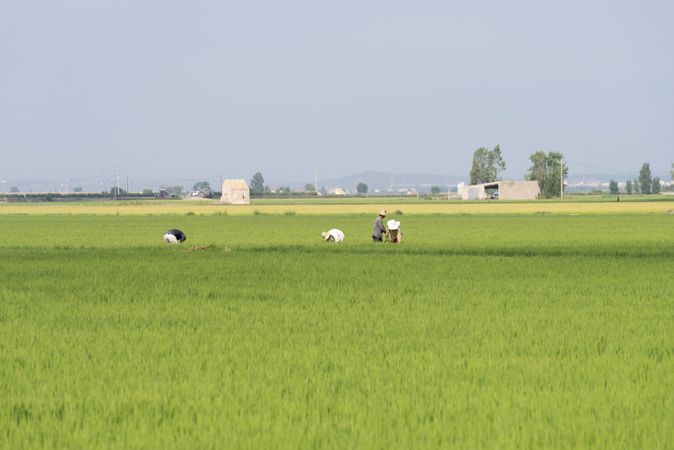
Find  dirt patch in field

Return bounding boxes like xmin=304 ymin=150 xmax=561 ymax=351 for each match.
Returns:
xmin=183 ymin=245 xmax=231 ymax=253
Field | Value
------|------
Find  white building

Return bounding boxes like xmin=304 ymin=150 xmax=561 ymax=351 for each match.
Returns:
xmin=328 ymin=187 xmax=347 ymax=196
xmin=220 ymin=179 xmax=250 ymax=205
xmin=459 ymin=180 xmax=540 ymax=200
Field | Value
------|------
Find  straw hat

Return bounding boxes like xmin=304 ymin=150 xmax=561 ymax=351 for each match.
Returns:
xmin=378 ymin=209 xmax=387 ymax=217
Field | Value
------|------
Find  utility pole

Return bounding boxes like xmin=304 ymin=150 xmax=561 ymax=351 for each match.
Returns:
xmin=115 ymin=167 xmax=119 ymax=200
xmin=559 ymin=157 xmax=564 ymax=200
xmin=126 ymin=176 xmax=129 ymax=194
xmin=314 ymin=168 xmax=318 ymax=194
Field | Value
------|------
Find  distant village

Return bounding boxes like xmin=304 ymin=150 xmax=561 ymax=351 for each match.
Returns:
xmin=2 ymin=174 xmax=673 ymax=203
xmin=2 ymin=150 xmax=673 ymax=200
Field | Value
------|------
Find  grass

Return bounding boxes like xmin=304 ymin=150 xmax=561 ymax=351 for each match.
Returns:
xmin=1 ymin=213 xmax=674 ymax=449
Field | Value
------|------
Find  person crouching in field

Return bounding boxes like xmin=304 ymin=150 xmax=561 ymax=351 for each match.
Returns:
xmin=163 ymin=228 xmax=186 ymax=243
xmin=386 ymin=220 xmax=402 ymax=244
xmin=372 ymin=209 xmax=387 ymax=242
xmin=321 ymin=229 xmax=345 ymax=242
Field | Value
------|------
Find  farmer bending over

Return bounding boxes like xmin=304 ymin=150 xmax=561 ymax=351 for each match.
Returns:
xmin=386 ymin=220 xmax=403 ymax=244
xmin=163 ymin=228 xmax=186 ymax=243
xmin=321 ymin=229 xmax=345 ymax=242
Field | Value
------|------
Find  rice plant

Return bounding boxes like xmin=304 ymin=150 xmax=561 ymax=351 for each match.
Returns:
xmin=1 ymin=213 xmax=673 ymax=449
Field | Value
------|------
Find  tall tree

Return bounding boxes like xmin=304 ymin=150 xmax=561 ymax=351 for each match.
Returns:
xmin=527 ymin=151 xmax=547 ymax=186
xmin=652 ymin=177 xmax=661 ymax=194
xmin=639 ymin=163 xmax=652 ymax=194
xmin=110 ymin=186 xmax=127 ymax=195
xmin=633 ymin=179 xmax=640 ymax=194
xmin=526 ymin=151 xmax=568 ymax=198
xmin=469 ymin=145 xmax=506 ymax=184
xmin=192 ymin=181 xmax=210 ymax=192
xmin=609 ymin=180 xmax=619 ymax=195
xmin=671 ymin=163 xmax=674 ymax=180
xmin=625 ymin=180 xmax=633 ymax=194
xmin=250 ymin=172 xmax=265 ymax=194
xmin=544 ymin=152 xmax=567 ymax=198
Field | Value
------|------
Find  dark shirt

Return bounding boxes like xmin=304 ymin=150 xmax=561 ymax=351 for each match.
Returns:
xmin=167 ymin=228 xmax=186 ymax=242
xmin=372 ymin=217 xmax=386 ymax=239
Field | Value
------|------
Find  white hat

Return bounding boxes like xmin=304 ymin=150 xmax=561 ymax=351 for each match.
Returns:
xmin=387 ymin=220 xmax=400 ymax=230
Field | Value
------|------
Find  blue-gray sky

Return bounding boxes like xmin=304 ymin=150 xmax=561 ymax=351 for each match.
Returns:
xmin=1 ymin=0 xmax=673 ymax=182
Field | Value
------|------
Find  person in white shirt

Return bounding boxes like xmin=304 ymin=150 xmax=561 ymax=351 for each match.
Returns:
xmin=321 ymin=228 xmax=345 ymax=242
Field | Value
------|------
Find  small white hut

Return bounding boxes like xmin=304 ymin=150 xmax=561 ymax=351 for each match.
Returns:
xmin=328 ymin=187 xmax=347 ymax=196
xmin=220 ymin=179 xmax=250 ymax=205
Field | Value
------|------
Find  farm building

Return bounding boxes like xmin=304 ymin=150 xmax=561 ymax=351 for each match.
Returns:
xmin=328 ymin=187 xmax=347 ymax=196
xmin=459 ymin=180 xmax=540 ymax=200
xmin=220 ymin=179 xmax=250 ymax=205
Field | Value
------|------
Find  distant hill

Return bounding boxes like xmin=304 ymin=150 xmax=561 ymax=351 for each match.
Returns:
xmin=319 ymin=171 xmax=466 ymax=194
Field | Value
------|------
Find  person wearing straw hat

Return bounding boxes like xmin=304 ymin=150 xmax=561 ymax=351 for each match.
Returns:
xmin=321 ymin=228 xmax=345 ymax=242
xmin=372 ymin=209 xmax=387 ymax=242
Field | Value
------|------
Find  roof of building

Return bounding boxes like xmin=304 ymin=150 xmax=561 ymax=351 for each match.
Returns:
xmin=469 ymin=180 xmax=539 ymax=188
xmin=221 ymin=179 xmax=249 ymax=190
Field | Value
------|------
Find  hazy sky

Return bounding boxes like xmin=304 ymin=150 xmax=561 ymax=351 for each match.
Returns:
xmin=1 ymin=0 xmax=673 ymax=182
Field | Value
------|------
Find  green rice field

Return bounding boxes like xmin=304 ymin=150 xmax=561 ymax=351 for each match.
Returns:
xmin=1 ymin=211 xmax=674 ymax=449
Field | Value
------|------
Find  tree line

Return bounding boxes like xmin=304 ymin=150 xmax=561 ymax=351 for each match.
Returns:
xmin=609 ymin=163 xmax=662 ymax=195
xmin=471 ymin=146 xmax=670 ymax=197
xmin=250 ymin=172 xmax=327 ymax=195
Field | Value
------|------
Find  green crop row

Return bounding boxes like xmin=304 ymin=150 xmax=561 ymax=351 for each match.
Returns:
xmin=1 ymin=214 xmax=673 ymax=449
